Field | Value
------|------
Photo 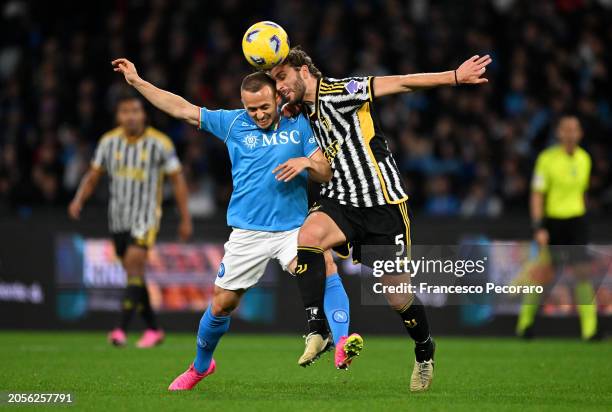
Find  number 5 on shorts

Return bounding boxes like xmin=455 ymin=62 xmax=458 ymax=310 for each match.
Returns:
xmin=395 ymin=234 xmax=405 ymax=256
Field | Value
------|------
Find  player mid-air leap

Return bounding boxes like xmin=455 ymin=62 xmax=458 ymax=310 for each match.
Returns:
xmin=271 ymin=48 xmax=491 ymax=392
xmin=112 ymin=58 xmax=355 ymax=390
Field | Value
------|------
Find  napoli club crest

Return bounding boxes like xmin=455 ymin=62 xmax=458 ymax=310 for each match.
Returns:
xmin=217 ymin=263 xmax=225 ymax=278
xmin=332 ymin=310 xmax=348 ymax=323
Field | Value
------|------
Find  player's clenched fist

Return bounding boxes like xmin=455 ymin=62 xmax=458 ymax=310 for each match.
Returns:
xmin=455 ymin=54 xmax=492 ymax=85
xmin=111 ymin=58 xmax=140 ymax=85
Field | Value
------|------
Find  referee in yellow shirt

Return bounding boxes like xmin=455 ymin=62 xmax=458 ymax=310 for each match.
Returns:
xmin=517 ymin=114 xmax=598 ymax=340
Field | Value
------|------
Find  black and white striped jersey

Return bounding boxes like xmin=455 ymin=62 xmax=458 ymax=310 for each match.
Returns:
xmin=306 ymin=76 xmax=408 ymax=207
xmin=91 ymin=126 xmax=181 ymax=236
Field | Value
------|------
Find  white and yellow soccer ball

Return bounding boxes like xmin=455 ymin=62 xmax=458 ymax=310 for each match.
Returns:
xmin=242 ymin=21 xmax=290 ymax=70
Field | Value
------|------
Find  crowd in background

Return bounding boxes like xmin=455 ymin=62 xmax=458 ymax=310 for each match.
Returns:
xmin=1 ymin=0 xmax=611 ymax=219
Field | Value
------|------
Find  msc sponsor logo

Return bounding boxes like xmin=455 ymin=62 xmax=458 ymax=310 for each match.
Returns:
xmin=242 ymin=133 xmax=259 ymax=149
xmin=242 ymin=130 xmax=304 ymax=149
xmin=262 ymin=130 xmax=301 ymax=146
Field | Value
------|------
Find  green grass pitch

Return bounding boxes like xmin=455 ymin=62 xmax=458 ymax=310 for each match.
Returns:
xmin=1 ymin=332 xmax=611 ymax=411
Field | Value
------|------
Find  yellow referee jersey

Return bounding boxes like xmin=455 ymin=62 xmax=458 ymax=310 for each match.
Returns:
xmin=531 ymin=145 xmax=591 ymax=219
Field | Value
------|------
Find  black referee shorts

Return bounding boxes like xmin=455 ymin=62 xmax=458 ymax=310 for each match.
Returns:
xmin=544 ymin=216 xmax=589 ymax=266
xmin=310 ymin=197 xmax=412 ymax=267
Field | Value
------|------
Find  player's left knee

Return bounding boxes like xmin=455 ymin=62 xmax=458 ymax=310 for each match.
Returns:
xmin=297 ymin=221 xmax=328 ymax=248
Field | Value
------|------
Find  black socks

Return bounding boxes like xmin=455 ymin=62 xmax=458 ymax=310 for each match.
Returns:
xmin=120 ymin=284 xmax=140 ymax=330
xmin=296 ymin=247 xmax=327 ymax=336
xmin=119 ymin=277 xmax=158 ymax=331
xmin=397 ymin=295 xmax=434 ymax=361
xmin=139 ymin=283 xmax=158 ymax=330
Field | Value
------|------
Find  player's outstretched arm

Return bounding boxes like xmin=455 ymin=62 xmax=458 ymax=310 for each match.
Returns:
xmin=68 ymin=167 xmax=103 ymax=220
xmin=111 ymin=58 xmax=200 ymax=127
xmin=373 ymin=54 xmax=492 ymax=97
xmin=272 ymin=150 xmax=331 ymax=183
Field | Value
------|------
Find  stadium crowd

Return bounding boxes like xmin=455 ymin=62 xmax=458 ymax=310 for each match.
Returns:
xmin=1 ymin=0 xmax=611 ymax=218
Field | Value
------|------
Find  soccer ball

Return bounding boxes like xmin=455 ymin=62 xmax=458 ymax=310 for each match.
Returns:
xmin=242 ymin=21 xmax=290 ymax=70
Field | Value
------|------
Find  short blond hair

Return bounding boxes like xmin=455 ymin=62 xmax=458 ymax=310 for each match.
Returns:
xmin=241 ymin=71 xmax=276 ymax=93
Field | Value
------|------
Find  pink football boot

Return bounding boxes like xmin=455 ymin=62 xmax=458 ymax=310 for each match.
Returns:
xmin=168 ymin=360 xmax=216 ymax=391
xmin=108 ymin=328 xmax=127 ymax=347
xmin=335 ymin=333 xmax=364 ymax=369
xmin=136 ymin=329 xmax=165 ymax=348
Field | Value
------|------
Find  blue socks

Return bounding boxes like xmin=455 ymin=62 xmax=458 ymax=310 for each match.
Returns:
xmin=192 ymin=274 xmax=348 ymax=372
xmin=194 ymin=306 xmax=231 ymax=373
xmin=323 ymin=273 xmax=350 ymax=345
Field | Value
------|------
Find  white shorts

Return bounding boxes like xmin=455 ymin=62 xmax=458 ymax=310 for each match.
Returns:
xmin=214 ymin=228 xmax=298 ymax=291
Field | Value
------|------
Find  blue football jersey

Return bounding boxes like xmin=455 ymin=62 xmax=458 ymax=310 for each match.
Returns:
xmin=199 ymin=108 xmax=320 ymax=231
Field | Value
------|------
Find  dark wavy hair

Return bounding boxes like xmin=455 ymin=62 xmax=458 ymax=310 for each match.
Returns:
xmin=281 ymin=46 xmax=322 ymax=78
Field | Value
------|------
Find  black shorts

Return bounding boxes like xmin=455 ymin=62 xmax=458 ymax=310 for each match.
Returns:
xmin=311 ymin=197 xmax=412 ymax=266
xmin=112 ymin=232 xmax=151 ymax=258
xmin=544 ymin=216 xmax=589 ymax=265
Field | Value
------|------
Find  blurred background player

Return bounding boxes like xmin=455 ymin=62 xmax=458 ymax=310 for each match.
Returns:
xmin=271 ymin=48 xmax=491 ymax=391
xmin=68 ymin=95 xmax=192 ymax=347
xmin=110 ymin=58 xmax=352 ymax=389
xmin=517 ymin=114 xmax=598 ymax=340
